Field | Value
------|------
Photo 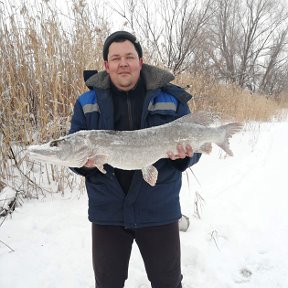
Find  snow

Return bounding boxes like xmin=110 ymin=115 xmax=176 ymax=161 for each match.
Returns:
xmin=0 ymin=120 xmax=288 ymax=288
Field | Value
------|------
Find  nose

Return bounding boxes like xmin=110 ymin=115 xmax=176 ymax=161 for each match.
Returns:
xmin=119 ymin=57 xmax=128 ymax=67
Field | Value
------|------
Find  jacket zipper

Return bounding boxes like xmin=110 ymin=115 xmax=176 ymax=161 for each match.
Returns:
xmin=126 ymin=92 xmax=133 ymax=130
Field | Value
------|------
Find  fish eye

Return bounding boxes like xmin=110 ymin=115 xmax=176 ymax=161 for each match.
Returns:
xmin=50 ymin=139 xmax=65 ymax=147
xmin=50 ymin=140 xmax=59 ymax=147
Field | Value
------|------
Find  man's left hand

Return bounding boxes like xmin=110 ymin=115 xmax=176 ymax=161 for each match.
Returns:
xmin=167 ymin=144 xmax=193 ymax=160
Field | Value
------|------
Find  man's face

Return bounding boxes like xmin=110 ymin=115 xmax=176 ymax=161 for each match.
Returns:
xmin=104 ymin=40 xmax=143 ymax=91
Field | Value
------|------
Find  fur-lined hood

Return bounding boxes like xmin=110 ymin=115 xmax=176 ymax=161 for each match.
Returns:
xmin=85 ymin=64 xmax=175 ymax=90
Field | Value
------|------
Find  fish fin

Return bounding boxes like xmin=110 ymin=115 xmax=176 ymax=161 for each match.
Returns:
xmin=175 ymin=111 xmax=213 ymax=126
xmin=142 ymin=165 xmax=158 ymax=186
xmin=216 ymin=123 xmax=243 ymax=156
xmin=199 ymin=143 xmax=212 ymax=154
xmin=92 ymin=154 xmax=107 ymax=174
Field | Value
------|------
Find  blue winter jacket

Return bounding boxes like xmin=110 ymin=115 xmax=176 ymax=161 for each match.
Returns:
xmin=69 ymin=64 xmax=201 ymax=228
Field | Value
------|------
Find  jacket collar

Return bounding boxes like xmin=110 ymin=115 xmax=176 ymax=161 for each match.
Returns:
xmin=85 ymin=64 xmax=175 ymax=91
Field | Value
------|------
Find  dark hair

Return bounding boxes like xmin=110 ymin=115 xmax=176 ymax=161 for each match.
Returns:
xmin=103 ymin=31 xmax=143 ymax=61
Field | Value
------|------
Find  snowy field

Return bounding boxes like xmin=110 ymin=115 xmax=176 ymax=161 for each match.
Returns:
xmin=0 ymin=119 xmax=288 ymax=288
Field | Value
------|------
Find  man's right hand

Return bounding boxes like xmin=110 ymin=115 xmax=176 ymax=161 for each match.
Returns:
xmin=84 ymin=159 xmax=95 ymax=168
xmin=83 ymin=155 xmax=107 ymax=174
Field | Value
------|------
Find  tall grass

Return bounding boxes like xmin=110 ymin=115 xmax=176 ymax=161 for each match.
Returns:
xmin=1 ymin=0 xmax=109 ymax=142
xmin=175 ymin=72 xmax=287 ymax=122
xmin=0 ymin=0 xmax=287 ymax=204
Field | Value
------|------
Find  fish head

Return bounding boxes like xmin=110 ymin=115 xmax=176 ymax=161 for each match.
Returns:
xmin=27 ymin=133 xmax=89 ymax=167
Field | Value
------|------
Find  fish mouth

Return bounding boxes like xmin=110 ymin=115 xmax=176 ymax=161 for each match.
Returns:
xmin=27 ymin=151 xmax=86 ymax=167
xmin=27 ymin=143 xmax=61 ymax=163
xmin=27 ymin=147 xmax=61 ymax=164
xmin=26 ymin=145 xmax=88 ymax=168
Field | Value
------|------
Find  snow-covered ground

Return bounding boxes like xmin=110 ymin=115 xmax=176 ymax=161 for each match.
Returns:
xmin=0 ymin=120 xmax=287 ymax=288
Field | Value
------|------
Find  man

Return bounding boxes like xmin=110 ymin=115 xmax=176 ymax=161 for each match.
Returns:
xmin=69 ymin=31 xmax=201 ymax=288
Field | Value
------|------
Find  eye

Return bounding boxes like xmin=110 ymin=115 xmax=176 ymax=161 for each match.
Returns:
xmin=111 ymin=57 xmax=120 ymax=61
xmin=50 ymin=139 xmax=65 ymax=147
xmin=50 ymin=140 xmax=59 ymax=147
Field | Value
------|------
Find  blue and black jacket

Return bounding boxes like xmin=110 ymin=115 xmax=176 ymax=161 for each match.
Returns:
xmin=69 ymin=64 xmax=201 ymax=228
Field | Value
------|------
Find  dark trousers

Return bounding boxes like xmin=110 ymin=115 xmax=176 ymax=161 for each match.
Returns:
xmin=92 ymin=222 xmax=182 ymax=288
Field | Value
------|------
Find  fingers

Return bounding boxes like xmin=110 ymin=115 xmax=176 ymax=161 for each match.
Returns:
xmin=167 ymin=144 xmax=193 ymax=160
xmin=84 ymin=159 xmax=95 ymax=168
xmin=167 ymin=151 xmax=176 ymax=160
xmin=176 ymin=144 xmax=186 ymax=159
xmin=185 ymin=144 xmax=193 ymax=157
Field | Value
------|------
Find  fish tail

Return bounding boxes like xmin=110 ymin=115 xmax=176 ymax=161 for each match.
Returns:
xmin=216 ymin=122 xmax=243 ymax=156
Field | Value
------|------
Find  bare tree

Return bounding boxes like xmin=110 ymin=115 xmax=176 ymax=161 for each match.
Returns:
xmin=208 ymin=0 xmax=241 ymax=82
xmin=258 ymin=26 xmax=288 ymax=94
xmin=111 ymin=0 xmax=214 ymax=74
xmin=208 ymin=0 xmax=288 ymax=93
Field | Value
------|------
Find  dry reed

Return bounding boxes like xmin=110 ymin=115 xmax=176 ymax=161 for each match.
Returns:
xmin=175 ymin=72 xmax=285 ymax=122
xmin=0 ymin=0 xmax=109 ymax=199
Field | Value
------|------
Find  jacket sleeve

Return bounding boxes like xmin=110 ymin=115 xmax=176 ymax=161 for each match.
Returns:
xmin=169 ymin=153 xmax=202 ymax=172
xmin=68 ymin=99 xmax=97 ymax=177
xmin=69 ymin=100 xmax=87 ymax=134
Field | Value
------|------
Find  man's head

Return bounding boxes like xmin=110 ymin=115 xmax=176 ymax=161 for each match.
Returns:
xmin=103 ymin=31 xmax=142 ymax=61
xmin=103 ymin=31 xmax=143 ymax=91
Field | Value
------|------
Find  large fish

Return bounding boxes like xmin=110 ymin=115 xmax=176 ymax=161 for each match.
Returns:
xmin=27 ymin=112 xmax=243 ymax=186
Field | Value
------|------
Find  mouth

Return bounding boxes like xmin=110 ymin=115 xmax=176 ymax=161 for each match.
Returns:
xmin=27 ymin=149 xmax=86 ymax=167
xmin=118 ymin=72 xmax=130 ymax=76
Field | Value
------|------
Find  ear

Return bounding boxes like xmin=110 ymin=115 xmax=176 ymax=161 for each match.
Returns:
xmin=139 ymin=58 xmax=143 ymax=68
xmin=104 ymin=61 xmax=110 ymax=73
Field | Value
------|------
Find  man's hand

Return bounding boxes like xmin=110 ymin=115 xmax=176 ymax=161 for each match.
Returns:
xmin=84 ymin=159 xmax=95 ymax=168
xmin=83 ymin=155 xmax=107 ymax=174
xmin=167 ymin=144 xmax=193 ymax=160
